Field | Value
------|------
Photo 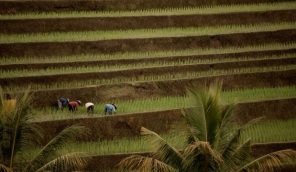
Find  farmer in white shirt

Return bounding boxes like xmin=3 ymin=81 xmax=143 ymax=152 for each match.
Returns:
xmin=85 ymin=102 xmax=94 ymax=114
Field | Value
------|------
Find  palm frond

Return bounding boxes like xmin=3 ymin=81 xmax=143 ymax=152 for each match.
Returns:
xmin=25 ymin=124 xmax=89 ymax=171
xmin=0 ymin=164 xmax=12 ymax=172
xmin=35 ymin=152 xmax=89 ymax=172
xmin=118 ymin=155 xmax=177 ymax=172
xmin=237 ymin=149 xmax=296 ymax=172
xmin=184 ymin=81 xmax=224 ymax=144
xmin=182 ymin=88 xmax=208 ymax=142
xmin=141 ymin=127 xmax=184 ymax=169
xmin=183 ymin=141 xmax=223 ymax=172
xmin=182 ymin=107 xmax=207 ymax=143
xmin=0 ymin=87 xmax=5 ymax=111
xmin=222 ymin=139 xmax=251 ymax=172
xmin=214 ymin=104 xmax=236 ymax=152
xmin=204 ymin=82 xmax=224 ymax=145
xmin=9 ymin=89 xmax=31 ymax=168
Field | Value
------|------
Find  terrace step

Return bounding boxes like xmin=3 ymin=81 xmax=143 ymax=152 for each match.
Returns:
xmin=1 ymin=57 xmax=296 ymax=86
xmin=25 ymin=69 xmax=296 ymax=106
xmin=0 ymin=0 xmax=293 ymax=14
xmin=1 ymin=10 xmax=295 ymax=33
xmin=1 ymin=48 xmax=295 ymax=70
xmin=1 ymin=29 xmax=295 ymax=57
xmin=32 ymin=98 xmax=296 ymax=141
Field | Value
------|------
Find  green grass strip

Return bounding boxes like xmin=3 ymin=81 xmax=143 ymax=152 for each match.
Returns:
xmin=1 ymin=2 xmax=296 ymax=19
xmin=3 ymin=64 xmax=296 ymax=92
xmin=240 ymin=119 xmax=296 ymax=143
xmin=31 ymin=86 xmax=296 ymax=121
xmin=1 ymin=53 xmax=295 ymax=78
xmin=19 ymin=118 xmax=296 ymax=160
xmin=0 ymin=22 xmax=295 ymax=43
xmin=1 ymin=42 xmax=295 ymax=65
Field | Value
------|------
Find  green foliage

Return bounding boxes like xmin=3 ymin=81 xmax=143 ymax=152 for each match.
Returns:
xmin=15 ymin=118 xmax=296 ymax=159
xmin=119 ymin=82 xmax=296 ymax=172
xmin=29 ymin=86 xmax=296 ymax=122
xmin=1 ymin=1 xmax=295 ymax=19
xmin=2 ymin=53 xmax=295 ymax=78
xmin=0 ymin=89 xmax=90 ymax=171
xmin=1 ymin=42 xmax=295 ymax=65
xmin=240 ymin=119 xmax=296 ymax=143
xmin=1 ymin=22 xmax=295 ymax=43
xmin=3 ymin=64 xmax=296 ymax=92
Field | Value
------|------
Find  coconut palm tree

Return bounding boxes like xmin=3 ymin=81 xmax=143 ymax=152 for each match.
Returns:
xmin=119 ymin=82 xmax=296 ymax=172
xmin=0 ymin=89 xmax=90 ymax=172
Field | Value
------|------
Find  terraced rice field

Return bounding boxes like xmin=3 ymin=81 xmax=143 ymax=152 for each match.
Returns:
xmin=1 ymin=0 xmax=296 ymax=171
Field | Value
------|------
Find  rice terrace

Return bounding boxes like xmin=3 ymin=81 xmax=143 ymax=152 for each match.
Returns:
xmin=1 ymin=0 xmax=296 ymax=171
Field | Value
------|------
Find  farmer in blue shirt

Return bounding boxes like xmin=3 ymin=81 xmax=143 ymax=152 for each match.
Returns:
xmin=104 ymin=103 xmax=117 ymax=115
xmin=57 ymin=97 xmax=69 ymax=111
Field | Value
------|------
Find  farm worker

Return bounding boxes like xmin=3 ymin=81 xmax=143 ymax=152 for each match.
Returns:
xmin=57 ymin=97 xmax=69 ymax=110
xmin=104 ymin=103 xmax=117 ymax=115
xmin=85 ymin=102 xmax=94 ymax=114
xmin=68 ymin=100 xmax=81 ymax=112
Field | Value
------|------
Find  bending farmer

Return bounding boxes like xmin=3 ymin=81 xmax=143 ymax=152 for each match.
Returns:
xmin=57 ymin=97 xmax=69 ymax=110
xmin=85 ymin=102 xmax=95 ymax=114
xmin=104 ymin=103 xmax=117 ymax=115
xmin=68 ymin=100 xmax=81 ymax=112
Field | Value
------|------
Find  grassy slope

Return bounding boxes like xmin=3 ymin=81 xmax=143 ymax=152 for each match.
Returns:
xmin=19 ymin=118 xmax=296 ymax=160
xmin=3 ymin=64 xmax=296 ymax=92
xmin=0 ymin=22 xmax=295 ymax=43
xmin=1 ymin=42 xmax=295 ymax=65
xmin=1 ymin=54 xmax=295 ymax=78
xmin=31 ymin=86 xmax=296 ymax=121
xmin=1 ymin=2 xmax=295 ymax=19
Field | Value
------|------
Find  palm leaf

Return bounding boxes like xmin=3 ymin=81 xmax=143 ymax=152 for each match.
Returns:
xmin=221 ymin=139 xmax=251 ymax=172
xmin=141 ymin=127 xmax=184 ymax=169
xmin=25 ymin=124 xmax=89 ymax=171
xmin=8 ymin=90 xmax=31 ymax=168
xmin=183 ymin=141 xmax=223 ymax=172
xmin=214 ymin=104 xmax=236 ymax=152
xmin=184 ymin=81 xmax=224 ymax=144
xmin=118 ymin=155 xmax=177 ymax=172
xmin=237 ymin=149 xmax=296 ymax=172
xmin=35 ymin=152 xmax=89 ymax=172
xmin=0 ymin=87 xmax=4 ymax=111
xmin=182 ymin=90 xmax=208 ymax=142
xmin=0 ymin=164 xmax=12 ymax=172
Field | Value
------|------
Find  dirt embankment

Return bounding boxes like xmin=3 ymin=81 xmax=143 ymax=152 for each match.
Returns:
xmin=1 ymin=0 xmax=293 ymax=14
xmin=2 ymin=57 xmax=296 ymax=87
xmin=1 ymin=29 xmax=295 ymax=57
xmin=24 ymin=69 xmax=296 ymax=106
xmin=1 ymin=49 xmax=296 ymax=71
xmin=84 ymin=142 xmax=296 ymax=171
xmin=1 ymin=10 xmax=295 ymax=33
xmin=33 ymin=98 xmax=296 ymax=143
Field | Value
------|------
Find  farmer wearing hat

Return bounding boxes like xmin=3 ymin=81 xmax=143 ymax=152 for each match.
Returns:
xmin=85 ymin=102 xmax=95 ymax=114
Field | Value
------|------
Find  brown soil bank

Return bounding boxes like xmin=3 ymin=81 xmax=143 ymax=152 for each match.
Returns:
xmin=0 ymin=0 xmax=293 ymax=14
xmin=1 ymin=10 xmax=295 ymax=34
xmin=27 ymin=69 xmax=296 ymax=107
xmin=2 ymin=57 xmax=296 ymax=87
xmin=1 ymin=29 xmax=295 ymax=57
xmin=84 ymin=142 xmax=296 ymax=171
xmin=1 ymin=48 xmax=295 ymax=71
xmin=33 ymin=98 xmax=296 ymax=142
